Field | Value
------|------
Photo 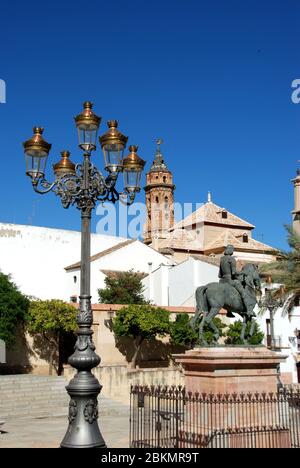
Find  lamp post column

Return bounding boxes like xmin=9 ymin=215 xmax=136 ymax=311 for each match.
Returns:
xmin=269 ymin=306 xmax=276 ymax=351
xmin=60 ymin=154 xmax=106 ymax=448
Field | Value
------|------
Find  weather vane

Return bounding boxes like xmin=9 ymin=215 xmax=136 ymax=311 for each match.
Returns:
xmin=156 ymin=138 xmax=163 ymax=153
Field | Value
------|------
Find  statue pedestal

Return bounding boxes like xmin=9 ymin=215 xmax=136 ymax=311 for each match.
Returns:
xmin=174 ymin=346 xmax=287 ymax=394
xmin=173 ymin=347 xmax=290 ymax=448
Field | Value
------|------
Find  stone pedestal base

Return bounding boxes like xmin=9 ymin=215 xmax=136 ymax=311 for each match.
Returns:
xmin=174 ymin=346 xmax=287 ymax=395
xmin=173 ymin=347 xmax=290 ymax=448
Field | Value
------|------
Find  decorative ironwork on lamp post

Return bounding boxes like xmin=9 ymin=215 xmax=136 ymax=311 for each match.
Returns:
xmin=22 ymin=102 xmax=146 ymax=448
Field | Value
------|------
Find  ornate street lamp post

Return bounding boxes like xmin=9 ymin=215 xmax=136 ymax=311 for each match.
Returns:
xmin=22 ymin=102 xmax=145 ymax=448
xmin=259 ymin=279 xmax=284 ymax=351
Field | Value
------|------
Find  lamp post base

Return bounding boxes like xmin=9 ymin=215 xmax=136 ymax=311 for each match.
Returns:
xmin=60 ymin=371 xmax=107 ymax=448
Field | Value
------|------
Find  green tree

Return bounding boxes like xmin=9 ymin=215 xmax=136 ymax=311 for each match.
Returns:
xmin=225 ymin=320 xmax=264 ymax=346
xmin=260 ymin=225 xmax=300 ymax=312
xmin=0 ymin=272 xmax=29 ymax=347
xmin=170 ymin=314 xmax=226 ymax=347
xmin=26 ymin=299 xmax=77 ymax=375
xmin=112 ymin=304 xmax=170 ymax=369
xmin=202 ymin=317 xmax=226 ymax=345
xmin=98 ymin=270 xmax=147 ymax=305
xmin=170 ymin=314 xmax=197 ymax=347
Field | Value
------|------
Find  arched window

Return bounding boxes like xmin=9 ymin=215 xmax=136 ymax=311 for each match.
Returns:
xmin=163 ymin=176 xmax=167 ymax=183
xmin=164 ymin=196 xmax=169 ymax=209
xmin=156 ymin=196 xmax=159 ymax=204
xmin=243 ymin=233 xmax=249 ymax=243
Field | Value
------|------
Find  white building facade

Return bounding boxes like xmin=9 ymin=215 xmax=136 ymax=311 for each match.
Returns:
xmin=143 ymin=256 xmax=219 ymax=307
xmin=0 ymin=223 xmax=172 ymax=303
xmin=65 ymin=238 xmax=174 ymax=303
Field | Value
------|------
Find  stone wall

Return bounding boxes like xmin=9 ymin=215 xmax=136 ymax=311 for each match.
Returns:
xmin=64 ymin=364 xmax=184 ymax=405
xmin=1 ymin=304 xmax=195 ymax=375
xmin=92 ymin=305 xmax=195 ymax=367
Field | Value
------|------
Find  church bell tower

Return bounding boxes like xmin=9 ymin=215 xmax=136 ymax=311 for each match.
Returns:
xmin=143 ymin=140 xmax=175 ymax=246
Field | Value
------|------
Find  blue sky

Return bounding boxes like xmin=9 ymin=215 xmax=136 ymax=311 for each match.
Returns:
xmin=0 ymin=0 xmax=299 ymax=249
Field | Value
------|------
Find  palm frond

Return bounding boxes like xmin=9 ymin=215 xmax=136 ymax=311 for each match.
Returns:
xmin=285 ymin=224 xmax=300 ymax=251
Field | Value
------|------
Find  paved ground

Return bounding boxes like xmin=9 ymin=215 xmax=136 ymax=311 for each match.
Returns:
xmin=0 ymin=414 xmax=129 ymax=448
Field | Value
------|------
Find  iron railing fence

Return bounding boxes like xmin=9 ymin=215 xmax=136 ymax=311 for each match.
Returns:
xmin=130 ymin=385 xmax=300 ymax=449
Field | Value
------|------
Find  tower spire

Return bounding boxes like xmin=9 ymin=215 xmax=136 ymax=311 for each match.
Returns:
xmin=156 ymin=138 xmax=163 ymax=153
xmin=150 ymin=138 xmax=168 ymax=172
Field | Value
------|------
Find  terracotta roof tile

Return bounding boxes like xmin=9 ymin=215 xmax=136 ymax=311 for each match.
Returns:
xmin=204 ymin=230 xmax=276 ymax=253
xmin=159 ymin=228 xmax=204 ymax=251
xmin=170 ymin=202 xmax=255 ymax=231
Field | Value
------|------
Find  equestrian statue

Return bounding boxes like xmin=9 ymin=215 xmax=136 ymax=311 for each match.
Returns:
xmin=191 ymin=245 xmax=262 ymax=345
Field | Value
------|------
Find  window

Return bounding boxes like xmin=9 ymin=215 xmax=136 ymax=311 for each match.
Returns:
xmin=73 ymin=276 xmax=77 ymax=284
xmin=156 ymin=196 xmax=159 ymax=203
xmin=243 ymin=234 xmax=249 ymax=243
xmin=163 ymin=176 xmax=167 ymax=183
xmin=222 ymin=211 xmax=228 ymax=219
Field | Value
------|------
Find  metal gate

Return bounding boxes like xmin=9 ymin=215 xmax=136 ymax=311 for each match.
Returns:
xmin=130 ymin=386 xmax=300 ymax=448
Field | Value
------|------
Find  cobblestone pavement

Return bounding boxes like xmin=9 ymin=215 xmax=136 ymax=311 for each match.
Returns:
xmin=0 ymin=414 xmax=129 ymax=448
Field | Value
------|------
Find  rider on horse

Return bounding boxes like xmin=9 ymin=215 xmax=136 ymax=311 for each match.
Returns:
xmin=219 ymin=245 xmax=255 ymax=318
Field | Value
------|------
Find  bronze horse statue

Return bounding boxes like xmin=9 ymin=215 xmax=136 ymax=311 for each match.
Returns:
xmin=191 ymin=264 xmax=262 ymax=345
